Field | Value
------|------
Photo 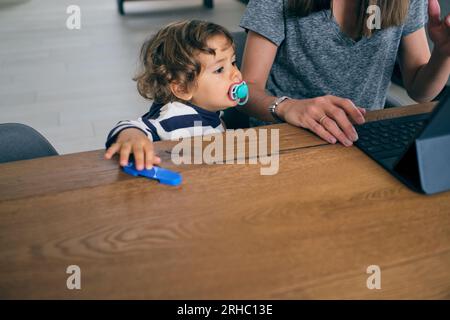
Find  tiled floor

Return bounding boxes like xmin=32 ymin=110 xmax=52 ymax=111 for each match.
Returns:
xmin=0 ymin=0 xmax=246 ymax=154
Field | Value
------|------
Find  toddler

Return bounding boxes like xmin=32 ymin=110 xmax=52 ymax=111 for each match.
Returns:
xmin=104 ymin=20 xmax=248 ymax=170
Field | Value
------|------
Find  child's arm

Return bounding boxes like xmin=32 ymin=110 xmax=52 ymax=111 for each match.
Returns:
xmin=104 ymin=119 xmax=161 ymax=170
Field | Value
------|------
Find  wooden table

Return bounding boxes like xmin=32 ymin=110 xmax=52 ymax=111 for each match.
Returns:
xmin=0 ymin=102 xmax=449 ymax=299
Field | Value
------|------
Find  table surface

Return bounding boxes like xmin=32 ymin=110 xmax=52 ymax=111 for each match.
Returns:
xmin=1 ymin=102 xmax=449 ymax=299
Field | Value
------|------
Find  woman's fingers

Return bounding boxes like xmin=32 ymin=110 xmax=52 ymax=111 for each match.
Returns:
xmin=321 ymin=96 xmax=365 ymax=143
xmin=306 ymin=118 xmax=337 ymax=144
xmin=283 ymin=96 xmax=365 ymax=146
xmin=428 ymin=0 xmax=442 ymax=27
xmin=328 ymin=108 xmax=358 ymax=142
xmin=323 ymin=104 xmax=359 ymax=143
xmin=320 ymin=116 xmax=354 ymax=147
xmin=328 ymin=96 xmax=366 ymax=125
xmin=445 ymin=15 xmax=450 ymax=40
xmin=357 ymin=107 xmax=367 ymax=115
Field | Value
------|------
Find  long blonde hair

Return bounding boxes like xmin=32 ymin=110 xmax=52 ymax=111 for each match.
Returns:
xmin=287 ymin=0 xmax=410 ymax=37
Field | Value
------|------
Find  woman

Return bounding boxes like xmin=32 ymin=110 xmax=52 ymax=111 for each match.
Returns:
xmin=239 ymin=0 xmax=450 ymax=147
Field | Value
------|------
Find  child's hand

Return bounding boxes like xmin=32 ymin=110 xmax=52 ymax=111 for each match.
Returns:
xmin=104 ymin=128 xmax=161 ymax=170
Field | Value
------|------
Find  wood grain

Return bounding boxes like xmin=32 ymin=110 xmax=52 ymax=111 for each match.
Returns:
xmin=1 ymin=102 xmax=449 ymax=299
xmin=0 ymin=103 xmax=435 ymax=202
xmin=0 ymin=123 xmax=324 ymax=202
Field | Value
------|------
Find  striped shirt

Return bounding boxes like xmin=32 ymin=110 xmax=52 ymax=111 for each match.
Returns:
xmin=105 ymin=101 xmax=225 ymax=148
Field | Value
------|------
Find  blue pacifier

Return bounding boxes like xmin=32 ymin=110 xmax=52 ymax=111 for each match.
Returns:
xmin=228 ymin=81 xmax=249 ymax=106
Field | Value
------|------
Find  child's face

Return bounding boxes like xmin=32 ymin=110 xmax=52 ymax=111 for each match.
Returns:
xmin=189 ymin=35 xmax=243 ymax=112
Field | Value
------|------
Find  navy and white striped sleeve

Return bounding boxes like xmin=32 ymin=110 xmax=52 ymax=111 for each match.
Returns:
xmin=105 ymin=117 xmax=159 ymax=149
xmin=105 ymin=101 xmax=225 ymax=149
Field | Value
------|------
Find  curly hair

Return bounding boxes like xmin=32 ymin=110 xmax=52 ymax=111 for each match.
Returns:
xmin=134 ymin=20 xmax=234 ymax=104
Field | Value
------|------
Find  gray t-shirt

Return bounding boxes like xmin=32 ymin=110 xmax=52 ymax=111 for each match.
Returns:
xmin=240 ymin=0 xmax=428 ymax=113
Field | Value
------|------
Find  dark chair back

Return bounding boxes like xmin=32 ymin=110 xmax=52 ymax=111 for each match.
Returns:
xmin=0 ymin=123 xmax=58 ymax=164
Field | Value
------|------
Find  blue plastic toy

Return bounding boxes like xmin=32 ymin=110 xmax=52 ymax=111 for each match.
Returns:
xmin=122 ymin=162 xmax=182 ymax=186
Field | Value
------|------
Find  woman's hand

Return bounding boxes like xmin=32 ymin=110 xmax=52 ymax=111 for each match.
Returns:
xmin=277 ymin=95 xmax=366 ymax=147
xmin=428 ymin=0 xmax=450 ymax=57
xmin=104 ymin=128 xmax=161 ymax=170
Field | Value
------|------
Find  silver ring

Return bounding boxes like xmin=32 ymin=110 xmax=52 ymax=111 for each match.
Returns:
xmin=319 ymin=115 xmax=328 ymax=125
